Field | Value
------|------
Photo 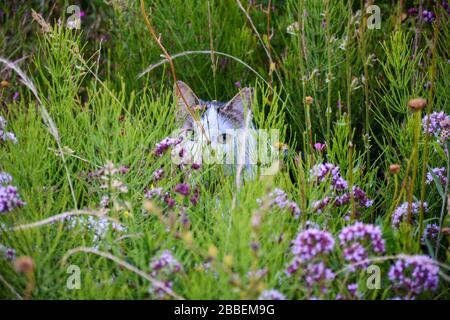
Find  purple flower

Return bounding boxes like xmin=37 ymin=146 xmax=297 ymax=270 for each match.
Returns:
xmin=0 ymin=172 xmax=12 ymax=185
xmin=0 ymin=244 xmax=15 ymax=261
xmin=392 ymin=201 xmax=428 ymax=229
xmin=388 ymin=255 xmax=439 ymax=296
xmin=314 ymin=143 xmax=326 ymax=152
xmin=311 ymin=163 xmax=348 ymax=190
xmin=0 ymin=184 xmax=25 ymax=214
xmin=154 ymin=136 xmax=182 ymax=157
xmin=422 ymin=10 xmax=435 ymax=23
xmin=312 ymin=196 xmax=331 ymax=213
xmin=0 ymin=116 xmax=18 ymax=144
xmin=258 ymin=289 xmax=286 ymax=300
xmin=422 ymin=112 xmax=450 ymax=144
xmin=191 ymin=162 xmax=201 ymax=170
xmin=174 ymin=183 xmax=190 ymax=196
xmin=426 ymin=167 xmax=447 ymax=185
xmin=291 ymin=228 xmax=335 ymax=261
xmin=190 ymin=188 xmax=199 ymax=206
xmin=304 ymin=262 xmax=335 ymax=290
xmin=165 ymin=197 xmax=176 ymax=208
xmin=150 ymin=250 xmax=182 ymax=277
xmin=152 ymin=168 xmax=164 ymax=181
xmin=338 ymin=222 xmax=385 ymax=270
xmin=261 ymin=188 xmax=301 ymax=218
xmin=235 ymin=81 xmax=242 ymax=88
xmin=145 ymin=187 xmax=164 ymax=199
xmin=13 ymin=91 xmax=19 ymax=100
xmin=408 ymin=8 xmax=418 ymax=16
xmin=421 ymin=223 xmax=440 ymax=245
xmin=148 ymin=250 xmax=182 ymax=299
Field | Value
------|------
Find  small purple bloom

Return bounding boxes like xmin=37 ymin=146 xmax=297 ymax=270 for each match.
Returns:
xmin=314 ymin=143 xmax=326 ymax=152
xmin=258 ymin=289 xmax=286 ymax=300
xmin=0 ymin=184 xmax=26 ymax=214
xmin=421 ymin=223 xmax=440 ymax=245
xmin=174 ymin=183 xmax=190 ymax=196
xmin=392 ymin=201 xmax=428 ymax=229
xmin=388 ymin=255 xmax=439 ymax=296
xmin=426 ymin=167 xmax=447 ymax=185
xmin=152 ymin=168 xmax=164 ymax=181
xmin=291 ymin=228 xmax=335 ymax=262
xmin=338 ymin=222 xmax=385 ymax=270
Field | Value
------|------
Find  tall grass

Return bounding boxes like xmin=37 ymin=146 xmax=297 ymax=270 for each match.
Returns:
xmin=0 ymin=0 xmax=449 ymax=299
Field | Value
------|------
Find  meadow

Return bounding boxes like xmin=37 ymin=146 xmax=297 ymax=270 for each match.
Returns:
xmin=0 ymin=0 xmax=449 ymax=300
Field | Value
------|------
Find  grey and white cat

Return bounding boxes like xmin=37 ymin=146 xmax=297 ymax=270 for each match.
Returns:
xmin=171 ymin=81 xmax=258 ymax=177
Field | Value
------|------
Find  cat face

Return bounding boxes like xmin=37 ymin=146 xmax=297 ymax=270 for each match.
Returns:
xmin=171 ymin=81 xmax=256 ymax=171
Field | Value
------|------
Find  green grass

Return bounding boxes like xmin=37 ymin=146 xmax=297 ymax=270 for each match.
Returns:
xmin=0 ymin=0 xmax=449 ymax=300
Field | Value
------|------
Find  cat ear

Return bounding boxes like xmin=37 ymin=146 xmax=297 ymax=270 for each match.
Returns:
xmin=174 ymin=81 xmax=199 ymax=128
xmin=221 ymin=87 xmax=254 ymax=126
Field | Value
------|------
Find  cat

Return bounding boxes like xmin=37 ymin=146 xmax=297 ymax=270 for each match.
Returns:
xmin=171 ymin=81 xmax=258 ymax=178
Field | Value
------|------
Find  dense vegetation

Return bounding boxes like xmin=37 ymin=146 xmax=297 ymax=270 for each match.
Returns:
xmin=0 ymin=0 xmax=449 ymax=299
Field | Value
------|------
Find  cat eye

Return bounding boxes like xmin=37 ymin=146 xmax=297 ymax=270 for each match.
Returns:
xmin=217 ymin=133 xmax=231 ymax=144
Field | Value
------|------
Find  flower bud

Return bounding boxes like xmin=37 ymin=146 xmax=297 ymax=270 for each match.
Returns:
xmin=408 ymin=98 xmax=427 ymax=112
xmin=390 ymin=164 xmax=401 ymax=174
xmin=14 ymin=256 xmax=34 ymax=273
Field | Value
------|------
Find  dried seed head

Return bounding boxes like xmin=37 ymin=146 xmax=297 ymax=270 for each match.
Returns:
xmin=1 ymin=80 xmax=10 ymax=88
xmin=408 ymin=98 xmax=427 ymax=112
xmin=390 ymin=164 xmax=401 ymax=174
xmin=224 ymin=255 xmax=233 ymax=268
xmin=14 ymin=256 xmax=34 ymax=273
xmin=207 ymin=245 xmax=218 ymax=259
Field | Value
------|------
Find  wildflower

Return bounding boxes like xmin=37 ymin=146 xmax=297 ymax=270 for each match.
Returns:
xmin=421 ymin=223 xmax=440 ymax=245
xmin=0 ymin=184 xmax=26 ymax=214
xmin=314 ymin=143 xmax=326 ymax=152
xmin=0 ymin=244 xmax=15 ymax=261
xmin=338 ymin=222 xmax=385 ymax=270
xmin=190 ymin=188 xmax=199 ymax=206
xmin=426 ymin=167 xmax=447 ymax=185
xmin=262 ymin=188 xmax=301 ymax=218
xmin=258 ymin=290 xmax=286 ymax=300
xmin=145 ymin=187 xmax=164 ymax=199
xmin=152 ymin=168 xmax=164 ymax=181
xmin=304 ymin=262 xmax=335 ymax=290
xmin=66 ymin=215 xmax=124 ymax=244
xmin=0 ymin=80 xmax=9 ymax=88
xmin=191 ymin=162 xmax=201 ymax=170
xmin=407 ymin=8 xmax=418 ymax=16
xmin=234 ymin=81 xmax=242 ymax=88
xmin=148 ymin=250 xmax=182 ymax=299
xmin=388 ymin=255 xmax=439 ymax=296
xmin=0 ymin=172 xmax=12 ymax=185
xmin=392 ymin=201 xmax=428 ymax=228
xmin=291 ymin=229 xmax=335 ymax=262
xmin=164 ymin=197 xmax=176 ymax=208
xmin=305 ymin=96 xmax=314 ymax=105
xmin=422 ymin=10 xmax=435 ymax=23
xmin=0 ymin=116 xmax=18 ymax=144
xmin=150 ymin=250 xmax=182 ymax=277
xmin=154 ymin=136 xmax=182 ymax=157
xmin=311 ymin=163 xmax=348 ymax=190
xmin=422 ymin=111 xmax=450 ymax=144
xmin=174 ymin=183 xmax=190 ymax=196
xmin=408 ymin=98 xmax=427 ymax=112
